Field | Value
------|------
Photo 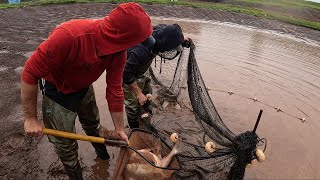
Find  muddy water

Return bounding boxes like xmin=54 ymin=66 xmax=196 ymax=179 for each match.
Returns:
xmin=151 ymin=18 xmax=320 ymax=179
xmin=77 ymin=18 xmax=320 ymax=179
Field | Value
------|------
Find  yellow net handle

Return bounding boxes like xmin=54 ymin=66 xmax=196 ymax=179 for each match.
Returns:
xmin=43 ymin=128 xmax=127 ymax=146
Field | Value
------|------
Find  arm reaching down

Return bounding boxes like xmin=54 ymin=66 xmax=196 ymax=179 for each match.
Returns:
xmin=110 ymin=112 xmax=129 ymax=143
xmin=21 ymin=80 xmax=43 ymax=136
xmin=105 ymin=51 xmax=128 ymax=143
xmin=20 ymin=28 xmax=74 ymax=136
xmin=128 ymin=82 xmax=147 ymax=105
xmin=123 ymin=45 xmax=154 ymax=106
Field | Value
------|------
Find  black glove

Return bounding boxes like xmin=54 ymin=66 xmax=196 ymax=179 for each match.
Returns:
xmin=181 ymin=39 xmax=190 ymax=48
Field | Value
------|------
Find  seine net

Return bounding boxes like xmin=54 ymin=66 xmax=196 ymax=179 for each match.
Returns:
xmin=149 ymin=46 xmax=189 ymax=103
xmin=127 ymin=40 xmax=266 ymax=180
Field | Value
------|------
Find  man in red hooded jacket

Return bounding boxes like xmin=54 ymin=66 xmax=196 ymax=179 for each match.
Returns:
xmin=20 ymin=2 xmax=153 ymax=179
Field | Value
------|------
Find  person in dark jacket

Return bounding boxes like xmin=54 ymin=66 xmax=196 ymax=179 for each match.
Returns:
xmin=123 ymin=24 xmax=189 ymax=129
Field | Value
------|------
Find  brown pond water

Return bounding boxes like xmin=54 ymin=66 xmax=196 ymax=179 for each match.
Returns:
xmin=51 ymin=17 xmax=320 ymax=179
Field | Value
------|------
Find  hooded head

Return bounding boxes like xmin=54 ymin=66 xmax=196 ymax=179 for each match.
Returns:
xmin=152 ymin=24 xmax=184 ymax=54
xmin=95 ymin=2 xmax=152 ymax=55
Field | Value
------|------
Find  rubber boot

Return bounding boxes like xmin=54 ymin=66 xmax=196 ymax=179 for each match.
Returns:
xmin=82 ymin=127 xmax=110 ymax=160
xmin=65 ymin=162 xmax=83 ymax=180
xmin=92 ymin=143 xmax=110 ymax=160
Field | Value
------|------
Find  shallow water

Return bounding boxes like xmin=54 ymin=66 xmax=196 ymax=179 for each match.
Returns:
xmin=83 ymin=17 xmax=320 ymax=179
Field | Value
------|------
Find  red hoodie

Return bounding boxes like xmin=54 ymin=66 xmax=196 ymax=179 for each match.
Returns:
xmin=21 ymin=2 xmax=152 ymax=112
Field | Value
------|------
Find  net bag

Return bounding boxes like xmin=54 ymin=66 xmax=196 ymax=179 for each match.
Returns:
xmin=113 ymin=129 xmax=179 ymax=180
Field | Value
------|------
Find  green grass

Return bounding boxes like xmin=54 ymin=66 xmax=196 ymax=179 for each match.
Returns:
xmin=0 ymin=0 xmax=319 ymax=30
xmin=178 ymin=0 xmax=320 ymax=30
xmin=237 ymin=0 xmax=320 ymax=10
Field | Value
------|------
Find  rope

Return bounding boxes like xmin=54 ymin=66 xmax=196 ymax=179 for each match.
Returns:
xmin=258 ymin=138 xmax=267 ymax=152
xmin=208 ymin=89 xmax=307 ymax=123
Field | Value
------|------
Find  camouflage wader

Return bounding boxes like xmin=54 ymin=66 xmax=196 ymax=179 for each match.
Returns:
xmin=41 ymin=82 xmax=108 ymax=179
xmin=123 ymin=72 xmax=152 ymax=129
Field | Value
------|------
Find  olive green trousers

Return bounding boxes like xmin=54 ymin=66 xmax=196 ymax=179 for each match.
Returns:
xmin=42 ymin=85 xmax=101 ymax=170
xmin=123 ymin=75 xmax=152 ymax=129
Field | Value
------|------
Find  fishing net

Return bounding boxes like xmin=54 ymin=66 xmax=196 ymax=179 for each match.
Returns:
xmin=113 ymin=129 xmax=179 ymax=180
xmin=115 ymin=39 xmax=266 ymax=180
xmin=158 ymin=49 xmax=181 ymax=60
xmin=149 ymin=39 xmax=266 ymax=180
xmin=149 ymin=48 xmax=187 ymax=103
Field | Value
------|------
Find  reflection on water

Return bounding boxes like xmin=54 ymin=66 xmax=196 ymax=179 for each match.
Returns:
xmin=87 ymin=17 xmax=320 ymax=179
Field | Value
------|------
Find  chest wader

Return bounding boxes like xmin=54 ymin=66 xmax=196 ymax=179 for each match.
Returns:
xmin=123 ymin=71 xmax=152 ymax=129
xmin=40 ymin=80 xmax=109 ymax=180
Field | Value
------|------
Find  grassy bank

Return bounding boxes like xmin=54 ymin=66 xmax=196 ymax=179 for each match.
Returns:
xmin=238 ymin=0 xmax=320 ymax=10
xmin=0 ymin=0 xmax=319 ymax=31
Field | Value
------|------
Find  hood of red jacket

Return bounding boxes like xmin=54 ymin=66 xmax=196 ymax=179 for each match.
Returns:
xmin=95 ymin=2 xmax=152 ymax=56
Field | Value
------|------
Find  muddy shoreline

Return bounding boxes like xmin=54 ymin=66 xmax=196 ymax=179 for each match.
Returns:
xmin=0 ymin=2 xmax=319 ymax=179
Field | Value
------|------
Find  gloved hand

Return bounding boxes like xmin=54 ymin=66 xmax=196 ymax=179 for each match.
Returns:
xmin=182 ymin=36 xmax=190 ymax=48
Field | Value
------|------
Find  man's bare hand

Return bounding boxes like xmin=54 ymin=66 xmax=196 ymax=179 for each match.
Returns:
xmin=116 ymin=130 xmax=129 ymax=145
xmin=137 ymin=93 xmax=147 ymax=105
xmin=24 ymin=118 xmax=43 ymax=137
xmin=98 ymin=125 xmax=121 ymax=140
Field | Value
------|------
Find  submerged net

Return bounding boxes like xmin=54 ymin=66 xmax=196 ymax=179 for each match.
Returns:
xmin=145 ymin=39 xmax=266 ymax=180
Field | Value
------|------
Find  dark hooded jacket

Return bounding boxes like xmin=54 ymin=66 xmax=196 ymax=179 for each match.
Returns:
xmin=123 ymin=24 xmax=184 ymax=85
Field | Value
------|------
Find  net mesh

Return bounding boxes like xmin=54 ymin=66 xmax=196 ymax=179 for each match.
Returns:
xmin=149 ymin=50 xmax=187 ymax=102
xmin=146 ymin=40 xmax=266 ymax=180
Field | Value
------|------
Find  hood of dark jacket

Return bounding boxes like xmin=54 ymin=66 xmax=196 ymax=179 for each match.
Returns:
xmin=152 ymin=24 xmax=184 ymax=54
